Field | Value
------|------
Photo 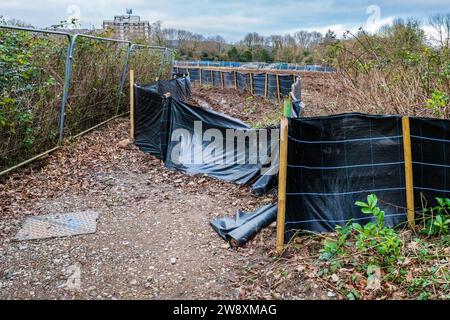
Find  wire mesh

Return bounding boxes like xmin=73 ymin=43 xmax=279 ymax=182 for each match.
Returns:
xmin=0 ymin=26 xmax=173 ymax=175
xmin=0 ymin=28 xmax=69 ymax=172
xmin=63 ymin=36 xmax=129 ymax=137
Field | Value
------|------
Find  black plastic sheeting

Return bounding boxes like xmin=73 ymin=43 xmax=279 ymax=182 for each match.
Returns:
xmin=134 ymin=76 xmax=280 ymax=246
xmin=213 ymin=70 xmax=222 ymax=88
xmin=172 ymin=68 xmax=296 ymax=100
xmin=223 ymin=71 xmax=235 ymax=89
xmin=157 ymin=77 xmax=192 ymax=101
xmin=410 ymin=117 xmax=450 ymax=207
xmin=267 ymin=74 xmax=278 ymax=99
xmin=189 ymin=69 xmax=200 ymax=83
xmin=252 ymin=73 xmax=266 ymax=97
xmin=165 ymin=99 xmax=279 ymax=185
xmin=201 ymin=69 xmax=213 ymax=85
xmin=285 ymin=114 xmax=407 ymax=239
xmin=279 ymin=75 xmax=295 ymax=96
xmin=236 ymin=72 xmax=251 ymax=93
xmin=284 ymin=113 xmax=450 ymax=240
xmin=135 ymin=77 xmax=278 ymax=187
xmin=210 ymin=204 xmax=277 ymax=247
xmin=134 ymin=85 xmax=170 ymax=160
xmin=292 ymin=100 xmax=302 ymax=118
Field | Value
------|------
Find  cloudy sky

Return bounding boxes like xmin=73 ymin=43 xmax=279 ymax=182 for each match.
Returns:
xmin=0 ymin=0 xmax=447 ymax=41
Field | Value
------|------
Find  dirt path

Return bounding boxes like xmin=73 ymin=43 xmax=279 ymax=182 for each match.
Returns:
xmin=0 ymin=119 xmax=272 ymax=299
xmin=0 ymin=84 xmax=331 ymax=300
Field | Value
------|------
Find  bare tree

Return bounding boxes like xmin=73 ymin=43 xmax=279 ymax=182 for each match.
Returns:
xmin=429 ymin=13 xmax=450 ymax=48
xmin=294 ymin=30 xmax=313 ymax=48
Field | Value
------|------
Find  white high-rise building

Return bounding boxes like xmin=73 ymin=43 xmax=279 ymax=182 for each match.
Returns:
xmin=103 ymin=11 xmax=150 ymax=41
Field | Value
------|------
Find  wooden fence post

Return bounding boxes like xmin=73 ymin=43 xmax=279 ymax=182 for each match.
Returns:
xmin=234 ymin=72 xmax=238 ymax=90
xmin=249 ymin=73 xmax=254 ymax=96
xmin=129 ymin=69 xmax=135 ymax=142
xmin=264 ymin=73 xmax=268 ymax=98
xmin=402 ymin=116 xmax=415 ymax=227
xmin=276 ymin=118 xmax=289 ymax=253
xmin=199 ymin=68 xmax=203 ymax=86
xmin=221 ymin=71 xmax=224 ymax=90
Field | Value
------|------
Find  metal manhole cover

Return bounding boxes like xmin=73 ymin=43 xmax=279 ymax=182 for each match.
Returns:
xmin=14 ymin=211 xmax=99 ymax=241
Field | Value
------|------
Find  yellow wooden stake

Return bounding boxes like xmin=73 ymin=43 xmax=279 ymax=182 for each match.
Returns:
xmin=264 ymin=73 xmax=268 ymax=98
xmin=129 ymin=69 xmax=135 ymax=142
xmin=221 ymin=71 xmax=224 ymax=90
xmin=250 ymin=73 xmax=254 ymax=95
xmin=234 ymin=72 xmax=238 ymax=90
xmin=199 ymin=68 xmax=203 ymax=86
xmin=276 ymin=118 xmax=289 ymax=253
xmin=402 ymin=116 xmax=415 ymax=227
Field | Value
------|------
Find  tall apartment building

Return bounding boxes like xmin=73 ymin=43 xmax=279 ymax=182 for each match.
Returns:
xmin=103 ymin=13 xmax=150 ymax=41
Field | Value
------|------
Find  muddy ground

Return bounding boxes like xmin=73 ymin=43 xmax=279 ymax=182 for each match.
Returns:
xmin=0 ymin=75 xmax=333 ymax=300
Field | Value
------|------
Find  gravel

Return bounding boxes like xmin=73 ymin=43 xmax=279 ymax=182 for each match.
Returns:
xmin=0 ymin=84 xmax=329 ymax=300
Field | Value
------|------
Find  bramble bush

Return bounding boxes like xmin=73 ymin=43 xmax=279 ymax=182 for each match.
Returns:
xmin=0 ymin=23 xmax=170 ymax=172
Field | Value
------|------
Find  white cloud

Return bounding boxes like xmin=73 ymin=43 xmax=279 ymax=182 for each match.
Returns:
xmin=0 ymin=0 xmax=447 ymax=41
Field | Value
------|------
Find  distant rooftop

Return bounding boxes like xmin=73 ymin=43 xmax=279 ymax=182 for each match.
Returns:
xmin=103 ymin=14 xmax=149 ymax=25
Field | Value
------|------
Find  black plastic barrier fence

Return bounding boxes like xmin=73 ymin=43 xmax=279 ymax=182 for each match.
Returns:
xmin=410 ymin=117 xmax=450 ymax=207
xmin=134 ymin=77 xmax=280 ymax=246
xmin=134 ymin=76 xmax=191 ymax=160
xmin=188 ymin=68 xmax=200 ymax=83
xmin=284 ymin=113 xmax=450 ymax=240
xmin=236 ymin=72 xmax=251 ymax=93
xmin=279 ymin=75 xmax=295 ymax=96
xmin=134 ymin=77 xmax=278 ymax=191
xmin=223 ymin=72 xmax=235 ymax=89
xmin=201 ymin=69 xmax=213 ymax=86
xmin=173 ymin=67 xmax=296 ymax=100
xmin=267 ymin=74 xmax=278 ymax=99
xmin=253 ymin=73 xmax=266 ymax=97
xmin=213 ymin=70 xmax=222 ymax=88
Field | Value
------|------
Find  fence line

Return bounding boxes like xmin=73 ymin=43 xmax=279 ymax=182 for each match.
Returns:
xmin=0 ymin=25 xmax=173 ymax=176
xmin=175 ymin=60 xmax=335 ymax=73
xmin=174 ymin=66 xmax=298 ymax=101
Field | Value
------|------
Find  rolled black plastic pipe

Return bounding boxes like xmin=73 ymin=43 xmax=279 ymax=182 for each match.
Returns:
xmin=210 ymin=204 xmax=277 ymax=247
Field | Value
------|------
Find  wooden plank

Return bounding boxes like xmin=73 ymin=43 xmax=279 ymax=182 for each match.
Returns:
xmin=249 ymin=73 xmax=254 ymax=95
xmin=276 ymin=118 xmax=289 ymax=253
xmin=402 ymin=116 xmax=415 ymax=227
xmin=129 ymin=69 xmax=135 ymax=141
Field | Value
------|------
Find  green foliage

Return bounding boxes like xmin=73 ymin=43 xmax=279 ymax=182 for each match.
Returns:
xmin=1 ymin=27 xmax=171 ymax=171
xmin=227 ymin=46 xmax=239 ymax=61
xmin=422 ymin=198 xmax=450 ymax=236
xmin=320 ymin=194 xmax=402 ymax=267
xmin=239 ymin=50 xmax=253 ymax=63
xmin=320 ymin=224 xmax=352 ymax=261
xmin=243 ymin=95 xmax=255 ymax=114
xmin=425 ymin=90 xmax=449 ymax=117
xmin=353 ymin=195 xmax=402 ymax=265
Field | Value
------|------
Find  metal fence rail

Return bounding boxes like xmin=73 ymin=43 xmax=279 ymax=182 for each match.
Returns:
xmin=0 ymin=25 xmax=174 ymax=175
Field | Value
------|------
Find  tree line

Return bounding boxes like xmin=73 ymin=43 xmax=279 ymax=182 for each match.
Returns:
xmin=148 ymin=21 xmax=337 ymax=64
